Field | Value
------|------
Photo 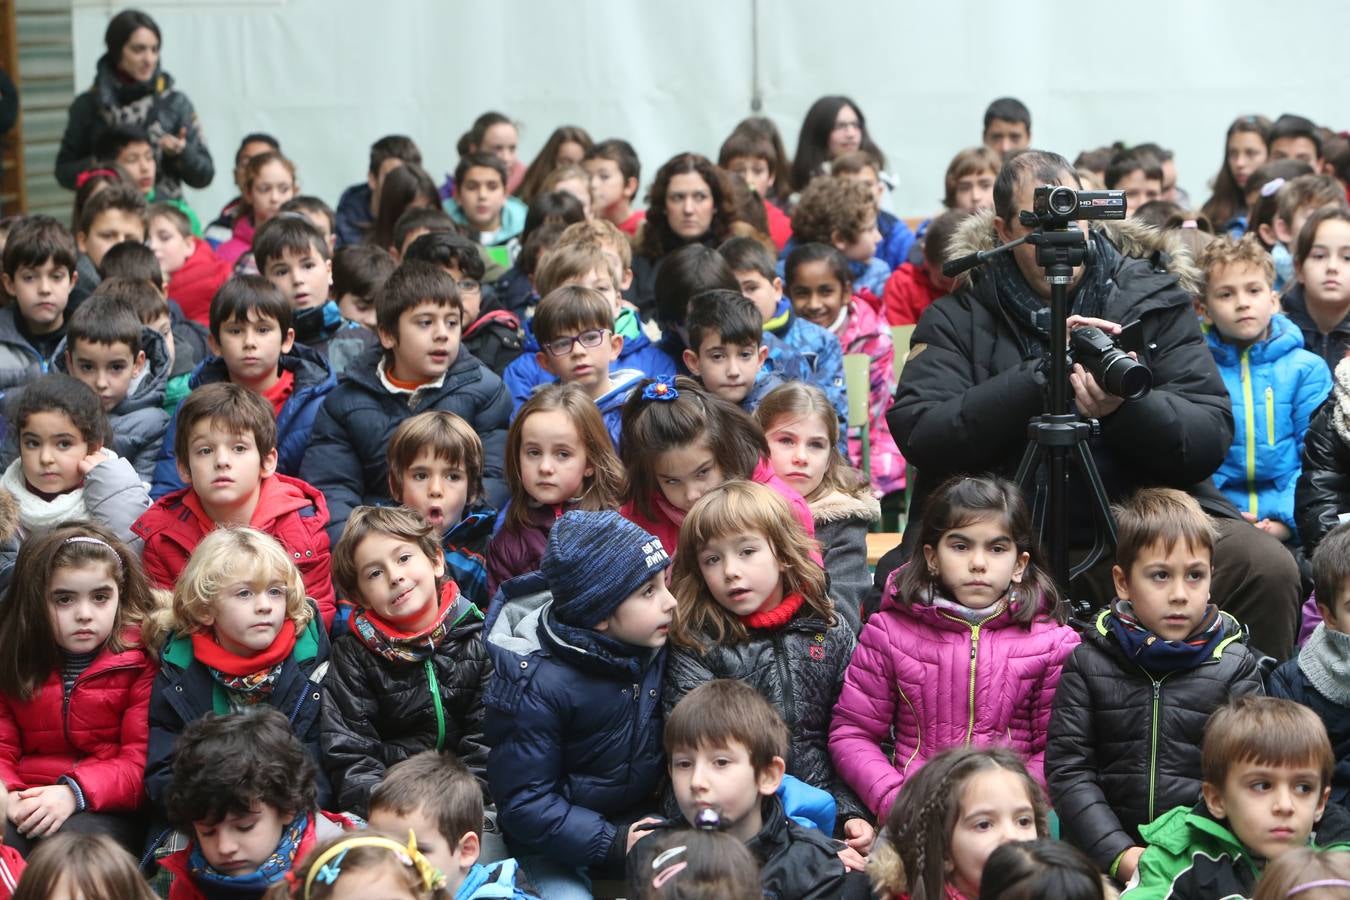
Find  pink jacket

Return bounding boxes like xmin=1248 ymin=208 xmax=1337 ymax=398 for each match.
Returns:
xmin=829 ymin=570 xmax=1079 ymax=817
xmin=215 ymin=214 xmax=256 ymax=267
xmin=836 ymin=294 xmax=905 ymax=495
xmin=621 ymin=459 xmax=816 ymax=559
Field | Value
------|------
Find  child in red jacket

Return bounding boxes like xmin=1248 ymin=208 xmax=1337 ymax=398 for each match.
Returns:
xmin=149 ymin=203 xmax=230 ymax=327
xmin=0 ymin=524 xmax=158 ymax=856
xmin=131 ymin=382 xmax=336 ymax=629
xmin=881 ymin=208 xmax=967 ymax=326
xmin=158 ymin=708 xmax=359 ymax=900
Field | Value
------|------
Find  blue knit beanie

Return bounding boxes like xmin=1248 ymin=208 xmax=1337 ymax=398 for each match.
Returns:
xmin=542 ymin=510 xmax=671 ymax=627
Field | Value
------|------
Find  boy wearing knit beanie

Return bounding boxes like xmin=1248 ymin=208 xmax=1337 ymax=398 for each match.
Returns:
xmin=482 ymin=510 xmax=676 ymax=899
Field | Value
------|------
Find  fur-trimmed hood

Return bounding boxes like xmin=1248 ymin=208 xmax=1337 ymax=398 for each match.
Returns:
xmin=809 ymin=488 xmax=881 ymax=524
xmin=948 ymin=208 xmax=1203 ymax=297
xmin=0 ymin=485 xmax=17 ymax=544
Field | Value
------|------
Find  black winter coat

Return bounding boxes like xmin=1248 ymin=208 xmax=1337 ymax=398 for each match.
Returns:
xmin=628 ymin=797 xmax=869 ymax=900
xmin=1295 ymin=395 xmax=1349 ymax=556
xmin=664 ymin=609 xmax=867 ymax=825
xmin=482 ymin=573 xmax=666 ymax=869
xmin=319 ymin=590 xmax=491 ymax=817
xmin=886 ymin=211 xmax=1236 ymax=563
xmin=462 ymin=309 xmax=525 ymax=378
xmin=1269 ymin=645 xmax=1350 ymax=807
xmin=301 ymin=346 xmax=511 ymax=543
xmin=1045 ymin=609 xmax=1264 ymax=871
xmin=145 ymin=613 xmax=332 ymax=814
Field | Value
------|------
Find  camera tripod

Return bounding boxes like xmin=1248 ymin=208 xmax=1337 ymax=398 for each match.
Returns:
xmin=944 ymin=222 xmax=1117 ymax=623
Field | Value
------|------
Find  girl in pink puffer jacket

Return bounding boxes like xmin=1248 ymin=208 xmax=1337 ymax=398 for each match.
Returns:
xmin=829 ymin=475 xmax=1079 ymax=818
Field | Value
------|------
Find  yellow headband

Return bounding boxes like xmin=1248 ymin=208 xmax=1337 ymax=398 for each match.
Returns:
xmin=300 ymin=830 xmax=444 ymax=899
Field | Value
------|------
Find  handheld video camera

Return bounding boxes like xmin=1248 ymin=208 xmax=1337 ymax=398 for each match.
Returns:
xmin=1022 ymin=185 xmax=1128 ymax=228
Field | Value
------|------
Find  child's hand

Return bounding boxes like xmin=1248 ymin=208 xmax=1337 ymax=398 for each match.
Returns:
xmin=837 ymin=845 xmax=867 ymax=872
xmin=842 ymin=817 xmax=875 ymax=854
xmin=626 ymin=816 xmax=663 ymax=853
xmin=1115 ymin=846 xmax=1146 ymax=883
xmin=13 ymin=785 xmax=76 ymax=837
xmin=1255 ymin=518 xmax=1292 ymax=542
xmin=78 ymin=449 xmax=107 ymax=475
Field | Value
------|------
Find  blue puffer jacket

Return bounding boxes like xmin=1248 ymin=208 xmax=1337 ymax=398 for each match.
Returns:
xmin=876 ymin=210 xmax=917 ymax=272
xmin=764 ymin=298 xmax=849 ymax=452
xmin=483 ymin=573 xmax=665 ymax=869
xmin=1206 ymin=313 xmax=1331 ymax=531
xmin=502 ymin=309 xmax=676 ymax=410
xmin=151 ymin=343 xmax=336 ymax=499
xmin=596 ymin=369 xmax=647 ymax=449
xmin=301 ymin=346 xmax=511 ymax=543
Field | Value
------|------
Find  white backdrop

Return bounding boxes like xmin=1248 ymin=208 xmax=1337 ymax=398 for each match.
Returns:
xmin=69 ymin=0 xmax=1350 ymax=221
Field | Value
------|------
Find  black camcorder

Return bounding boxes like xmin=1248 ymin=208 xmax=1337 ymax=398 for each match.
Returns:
xmin=1031 ymin=185 xmax=1127 ymax=224
xmin=1069 ymin=323 xmax=1151 ymax=401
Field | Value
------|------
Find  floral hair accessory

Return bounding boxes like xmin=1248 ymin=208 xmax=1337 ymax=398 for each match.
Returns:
xmin=642 ymin=376 xmax=679 ymax=402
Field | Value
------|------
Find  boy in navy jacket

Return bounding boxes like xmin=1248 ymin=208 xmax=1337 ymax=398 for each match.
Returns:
xmin=483 ymin=510 xmax=676 ymax=898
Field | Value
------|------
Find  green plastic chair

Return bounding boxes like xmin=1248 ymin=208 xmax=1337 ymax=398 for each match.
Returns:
xmin=843 ymin=353 xmax=877 ymax=531
xmin=891 ymin=324 xmax=916 ymax=383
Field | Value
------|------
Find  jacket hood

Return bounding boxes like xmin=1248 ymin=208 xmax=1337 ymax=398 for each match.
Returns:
xmin=54 ymin=325 xmax=171 ymax=415
xmin=879 ymin=569 xmax=1059 ymax=631
xmin=484 ymin=573 xmax=551 ymax=660
xmin=1204 ymin=311 xmax=1305 ymax=367
xmin=0 ymin=485 xmax=18 ymax=544
xmin=809 ymin=488 xmax=881 ymax=524
xmin=596 ymin=368 xmax=647 ymax=413
xmin=341 ymin=344 xmax=484 ymax=399
xmin=947 ymin=208 xmax=1203 ymax=296
xmin=443 ymin=195 xmax=528 ymax=241
xmin=463 ymin=307 xmax=520 ymax=341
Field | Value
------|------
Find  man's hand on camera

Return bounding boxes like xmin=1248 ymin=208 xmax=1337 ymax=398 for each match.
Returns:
xmin=1071 ymin=363 xmax=1126 ymax=419
xmin=1065 ymin=315 xmax=1122 ymax=341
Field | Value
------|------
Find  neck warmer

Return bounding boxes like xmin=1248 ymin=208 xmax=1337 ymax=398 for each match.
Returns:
xmin=987 ymin=228 xmax=1119 ymax=356
xmin=1299 ymin=623 xmax=1350 ymax=707
xmin=1331 ymin=357 xmax=1350 ymax=448
xmin=653 ymin=491 xmax=688 ymax=532
xmin=188 ymin=811 xmax=308 ymax=892
xmin=351 ymin=582 xmax=470 ymax=663
xmin=192 ymin=621 xmax=297 ymax=702
xmin=741 ymin=592 xmax=805 ymax=630
xmin=1107 ymin=600 xmax=1225 ymax=674
xmin=930 ymin=589 xmax=1009 ymax=625
xmin=1 ymin=458 xmax=87 ymax=531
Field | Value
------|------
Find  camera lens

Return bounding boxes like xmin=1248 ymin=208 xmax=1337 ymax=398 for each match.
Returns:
xmin=1101 ymin=354 xmax=1152 ymax=401
xmin=1048 ymin=187 xmax=1077 ymax=216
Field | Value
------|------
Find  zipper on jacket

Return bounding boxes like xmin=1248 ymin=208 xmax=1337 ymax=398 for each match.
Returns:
xmin=423 ymin=659 xmax=446 ymax=751
xmin=1265 ymin=386 xmax=1276 ymax=446
xmin=1240 ymin=351 xmax=1258 ymax=516
xmin=772 ymin=634 xmax=797 ymax=729
xmin=965 ymin=626 xmax=982 ymax=744
xmin=1146 ymin=672 xmax=1174 ymax=822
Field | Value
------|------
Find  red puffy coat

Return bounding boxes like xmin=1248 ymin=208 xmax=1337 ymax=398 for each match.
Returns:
xmin=167 ymin=238 xmax=231 ymax=326
xmin=132 ymin=473 xmax=336 ymax=629
xmin=881 ymin=261 xmax=943 ymax=327
xmin=0 ymin=629 xmax=154 ymax=812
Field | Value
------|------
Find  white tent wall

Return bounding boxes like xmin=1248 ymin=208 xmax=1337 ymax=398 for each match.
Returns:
xmin=70 ymin=0 xmax=1349 ymax=221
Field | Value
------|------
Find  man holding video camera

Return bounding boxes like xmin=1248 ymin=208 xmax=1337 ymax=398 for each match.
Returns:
xmin=883 ymin=149 xmax=1300 ymax=658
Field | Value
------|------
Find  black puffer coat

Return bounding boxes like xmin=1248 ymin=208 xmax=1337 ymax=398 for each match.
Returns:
xmin=886 ymin=210 xmax=1237 ymax=564
xmin=1045 ymin=609 xmax=1263 ymax=871
xmin=300 ymin=346 xmax=511 ymax=543
xmin=1268 ymin=638 xmax=1350 ymax=808
xmin=664 ymin=608 xmax=866 ymax=824
xmin=1295 ymin=390 xmax=1350 ymax=556
xmin=319 ymin=587 xmax=492 ymax=817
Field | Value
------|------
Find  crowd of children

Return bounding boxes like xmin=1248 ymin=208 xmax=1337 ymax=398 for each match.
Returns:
xmin=1 ymin=59 xmax=1349 ymax=898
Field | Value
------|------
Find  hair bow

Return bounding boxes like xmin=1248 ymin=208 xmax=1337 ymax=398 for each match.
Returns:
xmin=642 ymin=376 xmax=679 ymax=402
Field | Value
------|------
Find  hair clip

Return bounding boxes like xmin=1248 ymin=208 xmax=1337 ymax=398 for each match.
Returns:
xmin=642 ymin=376 xmax=679 ymax=402
xmin=74 ymin=168 xmax=120 ymax=189
xmin=1260 ymin=177 xmax=1286 ymax=198
xmin=1289 ymin=880 xmax=1350 ymax=897
xmin=693 ymin=807 xmax=723 ymax=830
xmin=651 ymin=860 xmax=688 ymax=889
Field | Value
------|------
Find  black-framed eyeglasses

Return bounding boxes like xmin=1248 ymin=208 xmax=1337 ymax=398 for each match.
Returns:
xmin=544 ymin=329 xmax=608 ymax=357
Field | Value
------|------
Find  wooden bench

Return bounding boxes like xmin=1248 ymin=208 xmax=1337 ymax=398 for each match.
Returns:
xmin=867 ymin=532 xmax=903 ymax=567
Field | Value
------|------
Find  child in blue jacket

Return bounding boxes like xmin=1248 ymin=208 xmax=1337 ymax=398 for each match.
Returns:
xmin=1200 ymin=235 xmax=1331 ymax=540
xmin=483 ymin=510 xmax=676 ymax=900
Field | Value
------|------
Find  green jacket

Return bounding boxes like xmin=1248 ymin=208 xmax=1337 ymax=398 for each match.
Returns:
xmin=1122 ymin=802 xmax=1350 ymax=899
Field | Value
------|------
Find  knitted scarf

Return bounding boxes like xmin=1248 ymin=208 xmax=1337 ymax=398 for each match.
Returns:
xmin=188 ymin=811 xmax=307 ymax=892
xmin=192 ymin=621 xmax=297 ymax=703
xmin=1106 ymin=600 xmax=1225 ymax=674
xmin=1299 ymin=623 xmax=1350 ymax=707
xmin=1 ymin=459 xmax=87 ymax=531
xmin=350 ymin=583 xmax=470 ymax=664
xmin=741 ymin=592 xmax=805 ymax=630
xmin=93 ymin=53 xmax=161 ymax=116
xmin=1331 ymin=356 xmax=1350 ymax=448
xmin=986 ymin=228 xmax=1119 ymax=357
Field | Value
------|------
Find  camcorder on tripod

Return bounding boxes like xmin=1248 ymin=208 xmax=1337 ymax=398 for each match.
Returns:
xmin=943 ymin=185 xmax=1149 ymax=621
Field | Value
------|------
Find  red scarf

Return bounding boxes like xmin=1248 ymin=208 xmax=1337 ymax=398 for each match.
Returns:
xmin=191 ymin=620 xmax=298 ymax=676
xmin=740 ymin=592 xmax=805 ymax=631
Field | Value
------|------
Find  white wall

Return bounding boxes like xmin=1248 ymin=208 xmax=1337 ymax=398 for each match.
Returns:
xmin=69 ymin=0 xmax=1350 ymax=221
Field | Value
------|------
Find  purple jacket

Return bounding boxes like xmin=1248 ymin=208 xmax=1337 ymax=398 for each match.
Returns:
xmin=485 ymin=500 xmax=577 ymax=596
xmin=829 ymin=570 xmax=1079 ymax=817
